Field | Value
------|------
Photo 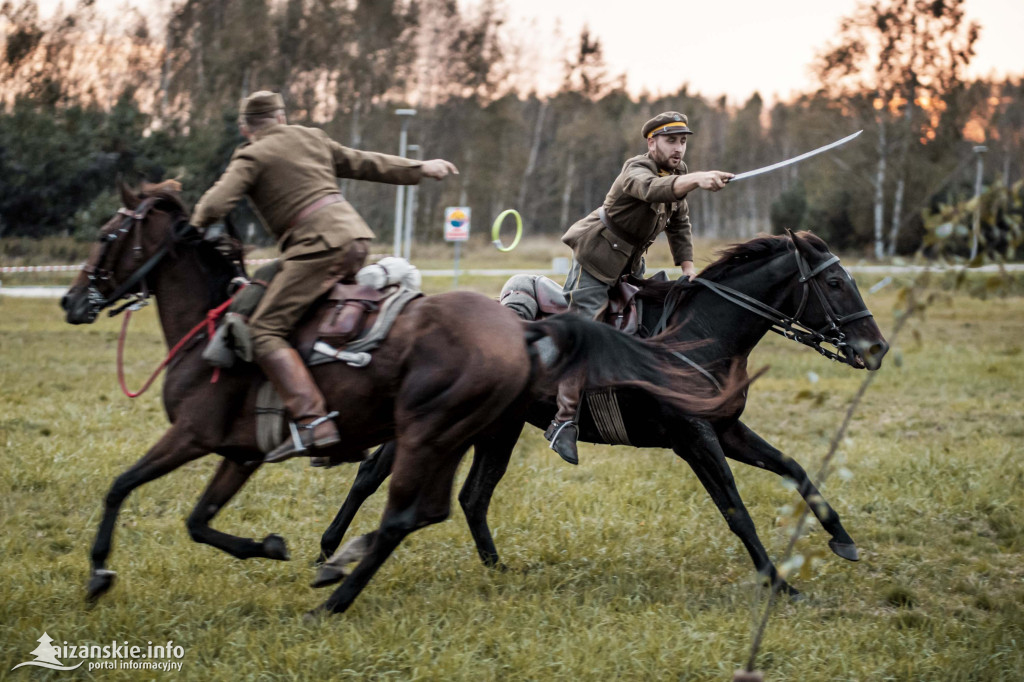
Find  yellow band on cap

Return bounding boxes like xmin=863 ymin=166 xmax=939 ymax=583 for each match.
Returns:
xmin=646 ymin=121 xmax=690 ymax=138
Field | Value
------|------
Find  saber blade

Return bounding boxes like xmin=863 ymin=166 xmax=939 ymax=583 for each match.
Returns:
xmin=728 ymin=130 xmax=863 ymax=183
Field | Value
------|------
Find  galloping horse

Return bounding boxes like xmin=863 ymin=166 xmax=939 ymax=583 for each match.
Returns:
xmin=61 ymin=182 xmax=745 ymax=615
xmin=316 ymin=231 xmax=889 ymax=597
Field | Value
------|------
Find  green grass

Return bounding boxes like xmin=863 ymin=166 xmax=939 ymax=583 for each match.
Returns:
xmin=1 ymin=275 xmax=1022 ymax=680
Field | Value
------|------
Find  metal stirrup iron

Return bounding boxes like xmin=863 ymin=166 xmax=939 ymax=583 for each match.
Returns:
xmin=547 ymin=420 xmax=574 ymax=449
xmin=285 ymin=411 xmax=340 ymax=453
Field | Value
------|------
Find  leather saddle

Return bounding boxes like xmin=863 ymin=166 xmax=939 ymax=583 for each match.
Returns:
xmin=205 ymin=260 xmax=417 ymax=368
xmin=313 ymin=283 xmax=386 ymax=348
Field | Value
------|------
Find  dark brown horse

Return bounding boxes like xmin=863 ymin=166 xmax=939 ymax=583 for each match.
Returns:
xmin=61 ymin=182 xmax=745 ymax=615
xmin=315 ymin=231 xmax=889 ymax=598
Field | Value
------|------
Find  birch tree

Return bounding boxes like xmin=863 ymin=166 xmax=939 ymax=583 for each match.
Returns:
xmin=817 ymin=0 xmax=979 ymax=258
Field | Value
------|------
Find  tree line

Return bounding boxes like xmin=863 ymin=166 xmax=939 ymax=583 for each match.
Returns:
xmin=1 ymin=0 xmax=1021 ymax=259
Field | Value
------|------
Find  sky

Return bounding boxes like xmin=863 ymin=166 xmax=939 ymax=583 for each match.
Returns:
xmin=496 ymin=0 xmax=1024 ymax=103
xmin=32 ymin=0 xmax=1024 ymax=104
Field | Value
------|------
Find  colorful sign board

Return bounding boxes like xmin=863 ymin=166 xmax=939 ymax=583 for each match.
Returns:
xmin=444 ymin=207 xmax=471 ymax=242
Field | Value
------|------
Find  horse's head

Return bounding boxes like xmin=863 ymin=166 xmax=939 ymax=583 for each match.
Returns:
xmin=785 ymin=230 xmax=889 ymax=370
xmin=62 ymin=181 xmax=189 ymax=324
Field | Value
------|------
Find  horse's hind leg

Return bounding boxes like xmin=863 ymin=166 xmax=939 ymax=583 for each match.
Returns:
xmin=88 ymin=427 xmax=207 ymax=602
xmin=458 ymin=417 xmax=525 ymax=568
xmin=719 ymin=420 xmax=858 ymax=561
xmin=318 ymin=442 xmax=395 ymax=563
xmin=674 ymin=419 xmax=800 ymax=597
xmin=186 ymin=457 xmax=289 ymax=561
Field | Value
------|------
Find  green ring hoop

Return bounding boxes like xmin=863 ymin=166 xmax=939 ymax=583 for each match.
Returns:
xmin=491 ymin=209 xmax=523 ymax=252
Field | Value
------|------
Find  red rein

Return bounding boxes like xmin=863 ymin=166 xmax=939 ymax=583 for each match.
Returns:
xmin=116 ymin=297 xmax=235 ymax=398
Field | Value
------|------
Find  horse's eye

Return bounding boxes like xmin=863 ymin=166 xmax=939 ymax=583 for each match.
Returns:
xmin=827 ymin=279 xmax=843 ymax=289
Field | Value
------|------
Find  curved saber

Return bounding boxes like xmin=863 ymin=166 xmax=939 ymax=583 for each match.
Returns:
xmin=727 ymin=130 xmax=863 ymax=183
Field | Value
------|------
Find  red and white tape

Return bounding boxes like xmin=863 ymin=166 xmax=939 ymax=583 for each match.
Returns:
xmin=1 ymin=259 xmax=277 ymax=274
xmin=0 ymin=264 xmax=86 ymax=273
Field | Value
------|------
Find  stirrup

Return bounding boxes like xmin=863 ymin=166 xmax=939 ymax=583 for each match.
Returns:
xmin=545 ymin=420 xmax=579 ymax=466
xmin=264 ymin=411 xmax=340 ymax=464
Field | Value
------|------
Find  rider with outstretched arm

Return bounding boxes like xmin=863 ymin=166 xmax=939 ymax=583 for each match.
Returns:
xmin=548 ymin=111 xmax=733 ymax=465
xmin=190 ymin=91 xmax=458 ymax=466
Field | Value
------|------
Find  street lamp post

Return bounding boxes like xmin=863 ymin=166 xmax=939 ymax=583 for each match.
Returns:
xmin=403 ymin=144 xmax=421 ymax=260
xmin=393 ymin=109 xmax=416 ymax=257
xmin=970 ymin=145 xmax=988 ymax=261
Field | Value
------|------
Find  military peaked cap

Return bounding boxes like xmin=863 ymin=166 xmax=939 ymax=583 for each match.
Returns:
xmin=642 ymin=111 xmax=693 ymax=139
xmin=241 ymin=91 xmax=285 ymax=116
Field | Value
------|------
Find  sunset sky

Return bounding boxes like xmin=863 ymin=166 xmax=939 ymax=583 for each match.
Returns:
xmin=32 ymin=0 xmax=1024 ymax=104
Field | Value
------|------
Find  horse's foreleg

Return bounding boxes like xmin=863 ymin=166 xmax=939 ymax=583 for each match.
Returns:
xmin=311 ymin=430 xmax=470 ymax=616
xmin=719 ymin=421 xmax=858 ymax=561
xmin=458 ymin=418 xmax=524 ymax=568
xmin=674 ymin=419 xmax=800 ymax=598
xmin=311 ymin=507 xmax=418 ymax=617
xmin=318 ymin=442 xmax=395 ymax=563
xmin=88 ymin=428 xmax=207 ymax=602
xmin=185 ymin=457 xmax=289 ymax=561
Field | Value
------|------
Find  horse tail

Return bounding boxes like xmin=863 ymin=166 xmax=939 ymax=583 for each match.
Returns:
xmin=525 ymin=314 xmax=758 ymax=419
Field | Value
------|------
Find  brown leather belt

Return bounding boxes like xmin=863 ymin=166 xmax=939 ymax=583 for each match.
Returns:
xmin=597 ymin=206 xmax=637 ymax=249
xmin=288 ymin=193 xmax=344 ymax=230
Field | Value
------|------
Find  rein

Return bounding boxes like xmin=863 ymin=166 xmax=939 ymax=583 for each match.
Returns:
xmin=655 ymin=244 xmax=873 ymax=366
xmin=116 ymin=295 xmax=236 ymax=398
xmin=87 ymin=200 xmax=239 ymax=397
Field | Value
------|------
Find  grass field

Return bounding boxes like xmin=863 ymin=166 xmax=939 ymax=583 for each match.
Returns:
xmin=1 ymin=258 xmax=1022 ymax=680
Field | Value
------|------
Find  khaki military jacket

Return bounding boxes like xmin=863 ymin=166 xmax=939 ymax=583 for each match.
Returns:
xmin=192 ymin=123 xmax=423 ymax=258
xmin=561 ymin=154 xmax=692 ymax=285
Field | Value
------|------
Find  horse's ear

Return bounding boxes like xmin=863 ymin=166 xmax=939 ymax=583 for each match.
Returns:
xmin=789 ymin=229 xmax=813 ymax=258
xmin=119 ymin=181 xmax=139 ymax=210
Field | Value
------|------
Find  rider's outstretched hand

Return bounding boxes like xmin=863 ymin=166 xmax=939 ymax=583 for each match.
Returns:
xmin=696 ymin=170 xmax=734 ymax=191
xmin=422 ymin=159 xmax=460 ymax=179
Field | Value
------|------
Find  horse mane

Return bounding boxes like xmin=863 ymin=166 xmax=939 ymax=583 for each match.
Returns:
xmin=137 ymin=179 xmax=189 ymax=216
xmin=637 ymin=231 xmax=828 ymax=305
xmin=132 ymin=179 xmax=235 ymax=308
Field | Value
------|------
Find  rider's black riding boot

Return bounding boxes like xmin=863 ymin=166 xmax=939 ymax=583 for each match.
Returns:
xmin=258 ymin=348 xmax=341 ymax=465
xmin=545 ymin=373 xmax=582 ymax=465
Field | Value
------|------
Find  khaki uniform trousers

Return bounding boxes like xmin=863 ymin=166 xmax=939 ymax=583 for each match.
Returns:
xmin=555 ymin=259 xmax=608 ymax=423
xmin=250 ymin=238 xmax=370 ymax=360
xmin=555 ymin=257 xmax=647 ymax=423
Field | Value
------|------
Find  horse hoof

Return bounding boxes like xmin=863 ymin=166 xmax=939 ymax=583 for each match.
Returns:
xmin=263 ymin=534 xmax=290 ymax=561
xmin=828 ymin=541 xmax=860 ymax=562
xmin=86 ymin=569 xmax=116 ymax=602
xmin=303 ymin=606 xmax=330 ymax=623
xmin=772 ymin=581 xmax=803 ymax=601
xmin=310 ymin=564 xmax=347 ymax=589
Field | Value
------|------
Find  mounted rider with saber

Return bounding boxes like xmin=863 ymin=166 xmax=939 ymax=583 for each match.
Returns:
xmin=548 ymin=111 xmax=733 ymax=464
xmin=548 ymin=112 xmax=861 ymax=465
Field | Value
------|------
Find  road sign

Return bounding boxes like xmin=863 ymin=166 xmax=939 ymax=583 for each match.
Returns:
xmin=444 ymin=207 xmax=471 ymax=242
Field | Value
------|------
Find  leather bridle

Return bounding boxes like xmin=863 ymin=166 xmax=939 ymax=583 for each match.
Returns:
xmin=80 ymin=199 xmax=191 ymax=318
xmin=656 ymin=241 xmax=874 ymax=368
